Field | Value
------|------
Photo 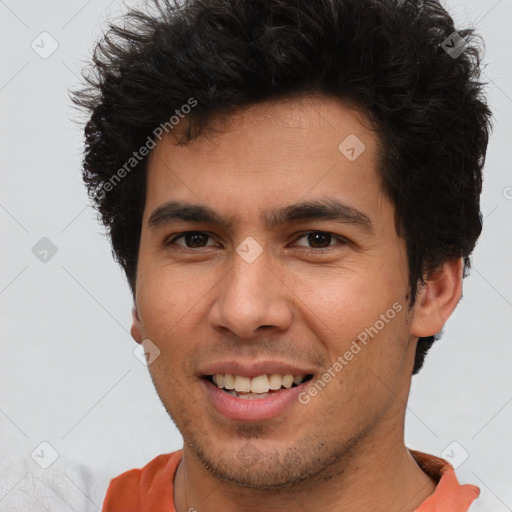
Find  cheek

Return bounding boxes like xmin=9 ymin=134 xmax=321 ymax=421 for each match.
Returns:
xmin=279 ymin=263 xmax=393 ymax=332
xmin=287 ymin=266 xmax=410 ymax=379
xmin=137 ymin=262 xmax=213 ymax=336
xmin=313 ymin=316 xmax=410 ymax=423
xmin=137 ymin=268 xmax=201 ymax=400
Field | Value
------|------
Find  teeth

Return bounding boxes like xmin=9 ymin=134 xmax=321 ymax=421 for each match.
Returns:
xmin=269 ymin=374 xmax=283 ymax=390
xmin=282 ymin=375 xmax=294 ymax=389
xmin=234 ymin=376 xmax=251 ymax=393
xmin=211 ymin=373 xmax=306 ymax=393
xmin=250 ymin=375 xmax=269 ymax=393
xmin=223 ymin=374 xmax=235 ymax=389
xmin=224 ymin=389 xmax=271 ymax=400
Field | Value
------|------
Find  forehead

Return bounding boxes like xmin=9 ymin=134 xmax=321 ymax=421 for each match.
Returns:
xmin=144 ymin=94 xmax=387 ymax=228
xmin=161 ymin=94 xmax=378 ymax=159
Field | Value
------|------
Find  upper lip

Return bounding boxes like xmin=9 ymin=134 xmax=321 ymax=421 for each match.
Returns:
xmin=198 ymin=360 xmax=316 ymax=379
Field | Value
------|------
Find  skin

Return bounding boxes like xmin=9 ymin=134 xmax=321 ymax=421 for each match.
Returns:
xmin=131 ymin=94 xmax=463 ymax=512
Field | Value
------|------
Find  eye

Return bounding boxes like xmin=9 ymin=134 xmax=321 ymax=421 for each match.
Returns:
xmin=292 ymin=231 xmax=346 ymax=250
xmin=166 ymin=230 xmax=347 ymax=252
xmin=167 ymin=231 xmax=217 ymax=249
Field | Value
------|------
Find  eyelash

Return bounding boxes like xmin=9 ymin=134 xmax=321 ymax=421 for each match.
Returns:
xmin=165 ymin=231 xmax=348 ymax=253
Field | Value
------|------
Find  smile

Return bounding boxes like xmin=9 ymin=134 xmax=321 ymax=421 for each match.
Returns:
xmin=202 ymin=373 xmax=314 ymax=421
xmin=206 ymin=373 xmax=313 ymax=399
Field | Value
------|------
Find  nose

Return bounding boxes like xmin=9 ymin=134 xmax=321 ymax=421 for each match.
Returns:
xmin=207 ymin=246 xmax=293 ymax=340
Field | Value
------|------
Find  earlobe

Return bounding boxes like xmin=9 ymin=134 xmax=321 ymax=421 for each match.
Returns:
xmin=131 ymin=306 xmax=143 ymax=344
xmin=410 ymin=258 xmax=464 ymax=338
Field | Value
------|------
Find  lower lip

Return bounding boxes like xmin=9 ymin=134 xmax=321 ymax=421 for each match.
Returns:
xmin=201 ymin=379 xmax=309 ymax=421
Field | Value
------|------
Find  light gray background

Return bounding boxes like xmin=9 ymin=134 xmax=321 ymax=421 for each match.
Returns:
xmin=0 ymin=0 xmax=511 ymax=510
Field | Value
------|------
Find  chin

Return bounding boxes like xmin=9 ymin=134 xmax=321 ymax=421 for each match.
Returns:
xmin=189 ymin=438 xmax=340 ymax=490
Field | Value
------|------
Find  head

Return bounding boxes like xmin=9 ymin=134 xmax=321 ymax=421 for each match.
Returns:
xmin=73 ymin=0 xmax=492 ymax=489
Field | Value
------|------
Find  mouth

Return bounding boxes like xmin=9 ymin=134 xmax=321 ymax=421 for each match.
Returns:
xmin=198 ymin=361 xmax=317 ymax=421
xmin=203 ymin=373 xmax=314 ymax=400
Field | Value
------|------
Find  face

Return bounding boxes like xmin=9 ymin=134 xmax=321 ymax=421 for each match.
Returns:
xmin=132 ymin=95 xmax=419 ymax=488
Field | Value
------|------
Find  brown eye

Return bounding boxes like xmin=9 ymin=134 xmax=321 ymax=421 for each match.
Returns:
xmin=168 ymin=232 xmax=216 ymax=249
xmin=294 ymin=231 xmax=343 ymax=249
xmin=307 ymin=232 xmax=332 ymax=248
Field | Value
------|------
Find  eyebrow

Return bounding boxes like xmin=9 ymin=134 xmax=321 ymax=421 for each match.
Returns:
xmin=147 ymin=199 xmax=373 ymax=233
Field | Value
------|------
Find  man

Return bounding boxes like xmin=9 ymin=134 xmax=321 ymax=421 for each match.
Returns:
xmin=73 ymin=0 xmax=492 ymax=510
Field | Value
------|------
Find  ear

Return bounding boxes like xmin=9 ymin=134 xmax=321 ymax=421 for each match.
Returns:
xmin=131 ymin=305 xmax=143 ymax=344
xmin=410 ymin=258 xmax=464 ymax=338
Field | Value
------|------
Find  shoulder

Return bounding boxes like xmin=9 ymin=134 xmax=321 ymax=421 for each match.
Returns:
xmin=102 ymin=450 xmax=183 ymax=512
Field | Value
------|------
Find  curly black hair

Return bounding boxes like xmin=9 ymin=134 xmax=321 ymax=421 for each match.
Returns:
xmin=71 ymin=0 xmax=493 ymax=375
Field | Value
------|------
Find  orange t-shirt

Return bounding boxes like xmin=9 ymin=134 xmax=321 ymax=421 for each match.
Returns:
xmin=102 ymin=449 xmax=480 ymax=512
